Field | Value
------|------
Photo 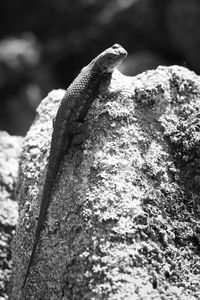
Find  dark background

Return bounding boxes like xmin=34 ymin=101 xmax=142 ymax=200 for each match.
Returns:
xmin=0 ymin=0 xmax=199 ymax=135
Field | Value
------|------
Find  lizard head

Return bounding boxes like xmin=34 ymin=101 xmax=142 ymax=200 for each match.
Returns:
xmin=92 ymin=44 xmax=127 ymax=73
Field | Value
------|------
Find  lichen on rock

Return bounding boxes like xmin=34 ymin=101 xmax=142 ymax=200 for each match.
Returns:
xmin=0 ymin=131 xmax=23 ymax=298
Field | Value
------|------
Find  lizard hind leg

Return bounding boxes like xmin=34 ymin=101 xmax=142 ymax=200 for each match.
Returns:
xmin=71 ymin=122 xmax=89 ymax=146
xmin=63 ymin=122 xmax=89 ymax=153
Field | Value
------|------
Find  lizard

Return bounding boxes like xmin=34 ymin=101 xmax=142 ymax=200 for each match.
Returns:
xmin=22 ymin=44 xmax=127 ymax=289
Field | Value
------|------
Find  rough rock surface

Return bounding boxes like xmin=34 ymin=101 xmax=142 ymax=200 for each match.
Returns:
xmin=0 ymin=132 xmax=23 ymax=299
xmin=10 ymin=66 xmax=200 ymax=299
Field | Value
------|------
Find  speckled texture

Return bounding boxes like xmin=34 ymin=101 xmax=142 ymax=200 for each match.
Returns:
xmin=10 ymin=67 xmax=200 ymax=299
xmin=0 ymin=131 xmax=23 ymax=299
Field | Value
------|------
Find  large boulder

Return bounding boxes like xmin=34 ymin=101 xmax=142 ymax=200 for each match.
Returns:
xmin=10 ymin=66 xmax=200 ymax=299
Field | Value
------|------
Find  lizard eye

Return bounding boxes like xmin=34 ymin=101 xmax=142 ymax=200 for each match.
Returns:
xmin=112 ymin=44 xmax=121 ymax=49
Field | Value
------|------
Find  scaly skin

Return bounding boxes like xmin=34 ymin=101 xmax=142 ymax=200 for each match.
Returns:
xmin=22 ymin=44 xmax=127 ymax=289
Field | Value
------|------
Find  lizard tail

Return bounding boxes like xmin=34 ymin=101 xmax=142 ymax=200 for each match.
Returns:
xmin=21 ymin=236 xmax=39 ymax=289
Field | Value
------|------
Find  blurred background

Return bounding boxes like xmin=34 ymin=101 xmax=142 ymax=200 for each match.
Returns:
xmin=0 ymin=0 xmax=199 ymax=136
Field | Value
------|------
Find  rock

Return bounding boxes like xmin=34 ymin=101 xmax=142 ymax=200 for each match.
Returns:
xmin=10 ymin=67 xmax=200 ymax=299
xmin=0 ymin=131 xmax=23 ymax=299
